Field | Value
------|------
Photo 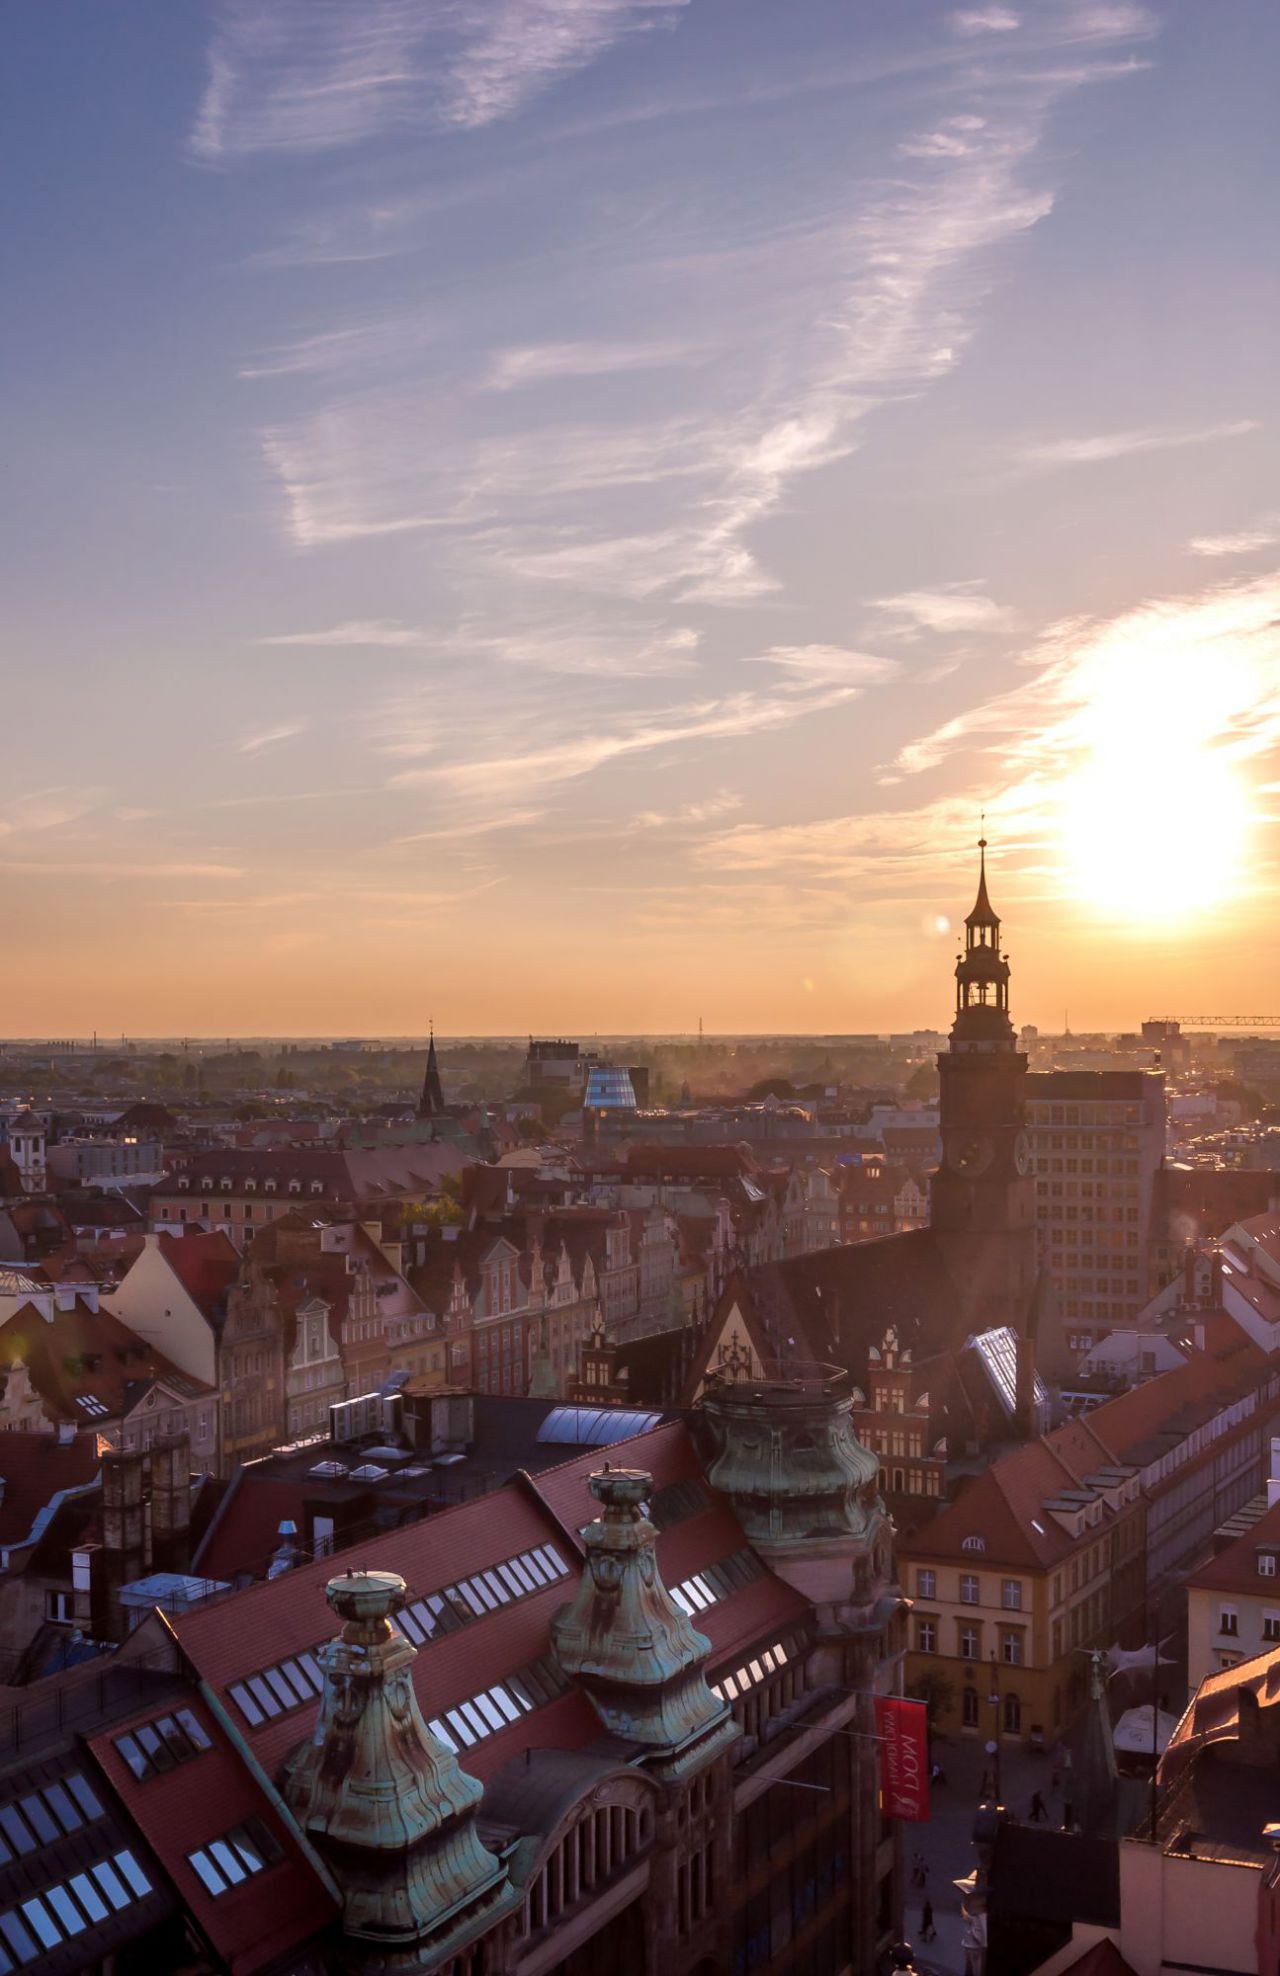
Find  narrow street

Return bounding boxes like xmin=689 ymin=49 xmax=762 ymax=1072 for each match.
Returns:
xmin=899 ymin=1732 xmax=1066 ymax=1974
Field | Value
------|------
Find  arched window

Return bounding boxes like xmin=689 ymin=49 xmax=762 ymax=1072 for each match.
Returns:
xmin=1003 ymin=1691 xmax=1021 ymax=1735
xmin=962 ymin=1686 xmax=980 ymax=1728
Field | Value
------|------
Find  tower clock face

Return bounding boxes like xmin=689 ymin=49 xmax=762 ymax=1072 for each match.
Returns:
xmin=952 ymin=1135 xmax=994 ymax=1176
xmin=1014 ymin=1132 xmax=1033 ymax=1176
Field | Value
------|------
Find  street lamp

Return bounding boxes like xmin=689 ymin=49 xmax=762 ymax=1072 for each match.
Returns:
xmin=987 ymin=1651 xmax=1002 ymax=1807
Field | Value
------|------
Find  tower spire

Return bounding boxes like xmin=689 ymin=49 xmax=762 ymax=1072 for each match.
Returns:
xmin=417 ymin=1021 xmax=445 ymax=1119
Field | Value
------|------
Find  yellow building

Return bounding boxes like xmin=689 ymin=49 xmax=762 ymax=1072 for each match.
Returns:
xmin=901 ymin=1420 xmax=1145 ymax=1747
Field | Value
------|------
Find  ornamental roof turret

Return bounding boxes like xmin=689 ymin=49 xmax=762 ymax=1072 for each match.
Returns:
xmin=281 ymin=1568 xmax=520 ymax=1969
xmin=551 ymin=1466 xmax=738 ymax=1780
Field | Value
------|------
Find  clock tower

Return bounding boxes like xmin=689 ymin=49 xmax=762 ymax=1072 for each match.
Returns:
xmin=931 ymin=839 xmax=1038 ymax=1354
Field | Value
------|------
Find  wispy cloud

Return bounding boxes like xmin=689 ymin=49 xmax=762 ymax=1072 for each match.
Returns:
xmin=389 ymin=682 xmax=862 ymax=801
xmin=1190 ymin=514 xmax=1280 ymax=557
xmin=744 ymin=645 xmax=901 ymax=687
xmin=634 ymin=789 xmax=743 ymax=828
xmin=193 ymin=0 xmax=690 ymax=161
xmin=481 ymin=339 xmax=705 ymax=391
xmin=0 ymin=860 xmax=245 ymax=880
xmin=871 ymin=585 xmax=1015 ymax=640
xmin=236 ymin=720 xmax=309 ymax=754
xmin=258 ymin=620 xmax=428 ymax=649
xmin=1016 ymin=417 xmax=1258 ymax=468
xmin=951 ymin=7 xmax=1021 ymax=33
xmin=0 ymin=788 xmax=107 ymax=837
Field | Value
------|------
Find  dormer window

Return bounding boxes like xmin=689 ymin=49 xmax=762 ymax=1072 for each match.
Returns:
xmin=244 ymin=1178 xmax=257 ymax=1193
xmin=200 ymin=1177 xmax=213 ymax=1190
xmin=177 ymin=1177 xmax=190 ymax=1191
xmin=1260 ymin=1553 xmax=1277 ymax=1577
xmin=264 ymin=1178 xmax=277 ymax=1193
xmin=220 ymin=1178 xmax=232 ymax=1191
xmin=962 ymin=1535 xmax=986 ymax=1553
xmin=310 ymin=1180 xmax=323 ymax=1195
xmin=288 ymin=1180 xmax=301 ymax=1195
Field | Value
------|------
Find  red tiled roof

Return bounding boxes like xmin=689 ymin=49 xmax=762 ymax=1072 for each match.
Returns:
xmin=0 ymin=1295 xmax=201 ymax=1427
xmin=160 ymin=1228 xmax=239 ymax=1319
xmin=0 ymin=1428 xmax=100 ymax=1548
xmin=1056 ymin=1940 xmax=1138 ymax=1976
xmin=1186 ymin=1495 xmax=1280 ymax=1595
xmin=88 ymin=1694 xmax=339 ymax=1975
xmin=169 ymin=1423 xmax=806 ymax=1785
xmin=194 ymin=1471 xmax=312 ymax=1583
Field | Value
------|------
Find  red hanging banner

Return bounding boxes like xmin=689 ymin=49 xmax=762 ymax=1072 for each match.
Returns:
xmin=875 ymin=1696 xmax=930 ymax=1822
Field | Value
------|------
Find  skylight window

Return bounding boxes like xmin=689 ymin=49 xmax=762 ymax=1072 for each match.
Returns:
xmin=115 ymin=1708 xmax=212 ymax=1782
xmin=0 ymin=1851 xmax=152 ymax=1960
xmin=74 ymin=1395 xmax=110 ymax=1418
xmin=187 ymin=1820 xmax=282 ymax=1899
xmin=428 ymin=1656 xmax=570 ymax=1755
xmin=669 ymin=1547 xmax=764 ymax=1617
xmin=229 ymin=1544 xmax=573 ymax=1728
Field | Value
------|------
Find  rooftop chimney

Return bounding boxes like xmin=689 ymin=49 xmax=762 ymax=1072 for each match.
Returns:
xmin=282 ymin=1569 xmax=518 ymax=1965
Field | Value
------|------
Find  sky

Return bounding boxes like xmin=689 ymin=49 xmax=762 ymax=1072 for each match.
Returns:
xmin=3 ymin=0 xmax=1280 ymax=1037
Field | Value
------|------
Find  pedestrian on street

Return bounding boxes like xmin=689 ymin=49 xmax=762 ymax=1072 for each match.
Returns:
xmin=1029 ymin=1790 xmax=1047 ymax=1823
xmin=921 ymin=1898 xmax=936 ymax=1943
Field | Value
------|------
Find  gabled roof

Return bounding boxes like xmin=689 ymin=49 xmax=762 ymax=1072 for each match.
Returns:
xmin=0 ymin=1296 xmax=200 ymax=1429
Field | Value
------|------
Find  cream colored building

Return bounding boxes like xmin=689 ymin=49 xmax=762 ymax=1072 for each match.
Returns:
xmin=1185 ymin=1488 xmax=1280 ymax=1692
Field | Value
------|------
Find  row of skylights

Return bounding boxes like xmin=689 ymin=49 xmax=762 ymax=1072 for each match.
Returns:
xmin=711 ymin=1635 xmax=798 ymax=1703
xmin=114 ymin=1707 xmax=213 ymax=1782
xmin=228 ymin=1542 xmax=572 ymax=1728
xmin=187 ymin=1820 xmax=283 ymax=1900
xmin=74 ymin=1394 xmax=110 ymax=1418
xmin=536 ymin=1404 xmax=663 ymax=1447
xmin=0 ymin=1851 xmax=151 ymax=1968
xmin=649 ymin=1478 xmax=712 ymax=1530
xmin=229 ymin=1650 xmax=326 ymax=1728
xmin=0 ymin=1773 xmax=104 ymax=1863
xmin=669 ymin=1547 xmax=765 ymax=1617
xmin=393 ymin=1543 xmax=571 ymax=1648
xmin=427 ymin=1654 xmax=571 ymax=1754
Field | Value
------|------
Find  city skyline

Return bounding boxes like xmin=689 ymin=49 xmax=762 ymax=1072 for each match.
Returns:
xmin=4 ymin=1 xmax=1279 ymax=1034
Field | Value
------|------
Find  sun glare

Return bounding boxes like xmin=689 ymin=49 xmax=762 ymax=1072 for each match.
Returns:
xmin=1056 ymin=609 xmax=1258 ymax=924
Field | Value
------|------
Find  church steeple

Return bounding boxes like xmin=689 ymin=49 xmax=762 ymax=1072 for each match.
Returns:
xmin=417 ymin=1024 xmax=445 ymax=1120
xmin=952 ymin=835 xmax=1014 ymax=1050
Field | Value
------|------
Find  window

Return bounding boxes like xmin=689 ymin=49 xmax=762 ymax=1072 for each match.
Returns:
xmin=188 ymin=1820 xmax=282 ymax=1898
xmin=1001 ymin=1580 xmax=1022 ymax=1611
xmin=1220 ymin=1605 xmax=1239 ymax=1637
xmin=1003 ymin=1692 xmax=1022 ymax=1734
xmin=1263 ymin=1614 xmax=1280 ymax=1644
xmin=45 ymin=1590 xmax=72 ymax=1625
xmin=960 ymin=1575 xmax=980 ymax=1605
xmin=0 ymin=1850 xmax=150 ymax=1956
xmin=959 ymin=1626 xmax=979 ymax=1661
xmin=917 ymin=1620 xmax=936 ymax=1654
xmin=1001 ymin=1631 xmax=1023 ymax=1666
xmin=114 ymin=1708 xmax=212 ymax=1781
xmin=962 ymin=1686 xmax=980 ymax=1728
xmin=1259 ymin=1552 xmax=1278 ymax=1577
xmin=917 ymin=1569 xmax=936 ymax=1600
xmin=962 ymin=1535 xmax=986 ymax=1553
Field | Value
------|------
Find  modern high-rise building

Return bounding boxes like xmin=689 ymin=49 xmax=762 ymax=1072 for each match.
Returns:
xmin=1024 ymin=1068 xmax=1167 ymax=1362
